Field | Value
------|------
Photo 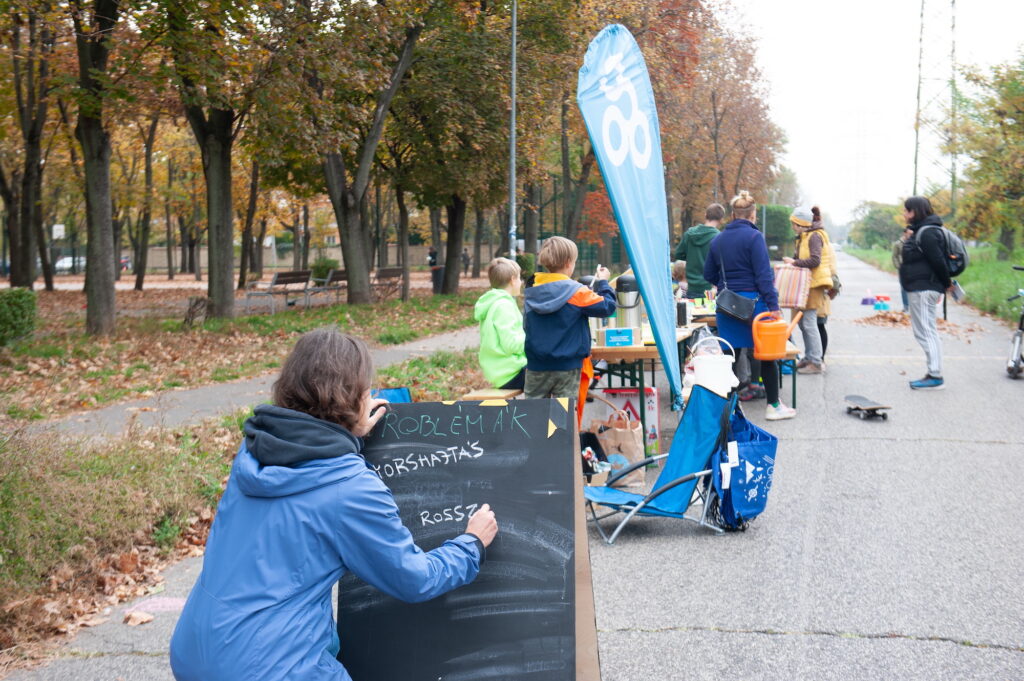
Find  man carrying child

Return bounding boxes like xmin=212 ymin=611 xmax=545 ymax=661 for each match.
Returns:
xmin=523 ymin=236 xmax=616 ymax=399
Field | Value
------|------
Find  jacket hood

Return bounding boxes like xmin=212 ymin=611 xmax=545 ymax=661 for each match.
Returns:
xmin=725 ymin=218 xmax=757 ymax=232
xmin=686 ymin=224 xmax=719 ymax=246
xmin=910 ymin=214 xmax=943 ymax=231
xmin=232 ymin=444 xmax=367 ymax=499
xmin=523 ymin=274 xmax=581 ymax=315
xmin=243 ymin=404 xmax=363 ymax=467
xmin=474 ymin=288 xmax=515 ymax=322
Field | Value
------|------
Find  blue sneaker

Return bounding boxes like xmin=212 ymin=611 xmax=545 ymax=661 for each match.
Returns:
xmin=909 ymin=375 xmax=944 ymax=390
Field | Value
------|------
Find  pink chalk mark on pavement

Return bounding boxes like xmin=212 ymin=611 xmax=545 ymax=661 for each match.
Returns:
xmin=125 ymin=596 xmax=187 ymax=613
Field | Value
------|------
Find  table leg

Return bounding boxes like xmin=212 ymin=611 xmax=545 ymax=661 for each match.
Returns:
xmin=637 ymin=360 xmax=647 ymax=458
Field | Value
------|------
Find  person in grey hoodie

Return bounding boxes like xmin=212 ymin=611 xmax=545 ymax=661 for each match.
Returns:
xmin=673 ymin=203 xmax=725 ymax=299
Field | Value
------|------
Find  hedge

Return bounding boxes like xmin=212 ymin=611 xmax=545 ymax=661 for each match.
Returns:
xmin=0 ymin=288 xmax=36 ymax=346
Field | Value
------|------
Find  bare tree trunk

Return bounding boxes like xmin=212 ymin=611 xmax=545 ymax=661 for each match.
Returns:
xmin=323 ymin=24 xmax=422 ymax=305
xmin=441 ymin=194 xmax=466 ymax=294
xmin=301 ymin=203 xmax=310 ymax=270
xmin=238 ymin=160 xmax=258 ymax=288
xmin=77 ymin=114 xmax=116 ymax=335
xmin=134 ymin=114 xmax=159 ymax=291
xmin=429 ymin=207 xmax=444 ymax=266
xmin=523 ymin=181 xmax=538 ymax=255
xmin=472 ymin=207 xmax=484 ymax=278
xmin=997 ymin=225 xmax=1015 ymax=260
xmin=565 ymin=148 xmax=595 ymax=243
xmin=255 ymin=218 xmax=267 ymax=278
xmin=395 ymin=185 xmax=410 ymax=302
xmin=188 ymin=111 xmax=235 ymax=316
xmin=73 ymin=0 xmax=120 ymax=335
xmin=165 ymin=157 xmax=174 ymax=279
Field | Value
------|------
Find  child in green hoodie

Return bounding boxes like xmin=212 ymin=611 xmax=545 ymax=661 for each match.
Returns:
xmin=474 ymin=258 xmax=527 ymax=389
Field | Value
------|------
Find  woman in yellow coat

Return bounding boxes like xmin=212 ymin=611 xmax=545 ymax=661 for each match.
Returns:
xmin=783 ymin=205 xmax=834 ymax=374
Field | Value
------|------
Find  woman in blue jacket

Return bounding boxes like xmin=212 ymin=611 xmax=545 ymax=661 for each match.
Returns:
xmin=703 ymin=191 xmax=795 ymax=421
xmin=170 ymin=328 xmax=498 ymax=681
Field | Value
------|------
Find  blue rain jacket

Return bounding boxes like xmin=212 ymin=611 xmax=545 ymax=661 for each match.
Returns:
xmin=169 ymin=405 xmax=483 ymax=681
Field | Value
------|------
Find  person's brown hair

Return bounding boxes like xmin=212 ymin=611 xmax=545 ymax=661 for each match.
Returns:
xmin=811 ymin=206 xmax=821 ymax=222
xmin=487 ymin=257 xmax=520 ymax=288
xmin=730 ymin=190 xmax=756 ymax=220
xmin=272 ymin=327 xmax=373 ymax=430
xmin=671 ymin=260 xmax=687 ymax=281
xmin=705 ymin=203 xmax=726 ymax=222
xmin=538 ymin=236 xmax=578 ymax=272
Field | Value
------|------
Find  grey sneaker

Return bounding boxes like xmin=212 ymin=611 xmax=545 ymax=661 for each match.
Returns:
xmin=797 ymin=362 xmax=823 ymax=374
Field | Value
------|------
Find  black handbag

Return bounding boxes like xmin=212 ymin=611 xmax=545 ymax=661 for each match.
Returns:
xmin=716 ymin=263 xmax=757 ymax=322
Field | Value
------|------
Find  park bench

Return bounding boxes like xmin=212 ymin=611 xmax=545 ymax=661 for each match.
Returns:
xmin=244 ymin=269 xmax=311 ymax=314
xmin=305 ymin=269 xmax=348 ymax=307
xmin=371 ymin=267 xmax=403 ymax=300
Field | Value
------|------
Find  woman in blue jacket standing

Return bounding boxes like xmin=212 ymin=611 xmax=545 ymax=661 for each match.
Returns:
xmin=703 ymin=191 xmax=796 ymax=421
xmin=170 ymin=328 xmax=498 ymax=681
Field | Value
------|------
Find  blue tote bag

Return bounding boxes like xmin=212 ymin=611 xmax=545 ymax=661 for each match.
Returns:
xmin=712 ymin=405 xmax=778 ymax=530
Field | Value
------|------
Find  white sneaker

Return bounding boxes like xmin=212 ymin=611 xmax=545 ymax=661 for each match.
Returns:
xmin=765 ymin=402 xmax=796 ymax=421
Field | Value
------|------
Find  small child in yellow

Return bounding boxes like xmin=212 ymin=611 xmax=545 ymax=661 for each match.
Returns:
xmin=473 ymin=258 xmax=527 ymax=390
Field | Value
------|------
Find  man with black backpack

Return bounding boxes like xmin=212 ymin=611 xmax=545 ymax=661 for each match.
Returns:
xmin=899 ymin=196 xmax=955 ymax=390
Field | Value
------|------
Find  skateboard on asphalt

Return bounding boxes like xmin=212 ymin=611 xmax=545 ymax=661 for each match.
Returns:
xmin=845 ymin=394 xmax=891 ymax=421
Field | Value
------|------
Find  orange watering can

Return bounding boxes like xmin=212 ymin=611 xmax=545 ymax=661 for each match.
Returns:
xmin=752 ymin=311 xmax=802 ymax=360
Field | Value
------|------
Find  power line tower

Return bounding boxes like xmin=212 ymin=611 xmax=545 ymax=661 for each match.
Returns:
xmin=913 ymin=0 xmax=958 ymax=215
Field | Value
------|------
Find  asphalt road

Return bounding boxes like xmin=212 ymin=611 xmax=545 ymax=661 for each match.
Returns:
xmin=9 ymin=252 xmax=1024 ymax=680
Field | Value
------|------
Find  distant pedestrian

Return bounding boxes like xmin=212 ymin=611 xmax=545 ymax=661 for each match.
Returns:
xmin=704 ymin=191 xmax=794 ymax=421
xmin=461 ymin=248 xmax=471 ymax=277
xmin=674 ymin=203 xmax=724 ymax=300
xmin=899 ymin=196 xmax=951 ymax=390
xmin=783 ymin=205 xmax=834 ymax=374
xmin=427 ymin=246 xmax=438 ymax=267
xmin=813 ymin=207 xmax=840 ymax=359
xmin=428 ymin=247 xmax=442 ymax=294
xmin=892 ymin=229 xmax=911 ymax=312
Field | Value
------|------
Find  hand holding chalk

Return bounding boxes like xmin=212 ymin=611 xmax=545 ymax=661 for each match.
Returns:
xmin=466 ymin=503 xmax=498 ymax=547
xmin=594 ymin=264 xmax=610 ymax=282
xmin=353 ymin=397 xmax=389 ymax=437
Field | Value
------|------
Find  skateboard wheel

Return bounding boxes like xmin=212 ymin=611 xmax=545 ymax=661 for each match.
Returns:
xmin=881 ymin=413 xmax=888 ymax=420
xmin=858 ymin=412 xmax=866 ymax=420
xmin=846 ymin=407 xmax=854 ymax=414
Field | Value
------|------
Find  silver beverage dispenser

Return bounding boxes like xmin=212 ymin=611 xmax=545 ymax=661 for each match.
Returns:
xmin=615 ymin=274 xmax=642 ymax=329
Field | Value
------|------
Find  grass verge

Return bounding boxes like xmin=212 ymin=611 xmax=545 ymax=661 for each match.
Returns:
xmin=377 ymin=348 xmax=487 ymax=401
xmin=0 ymin=411 xmax=248 ymax=667
xmin=846 ymin=246 xmax=1024 ymax=323
xmin=0 ymin=291 xmax=479 ymax=422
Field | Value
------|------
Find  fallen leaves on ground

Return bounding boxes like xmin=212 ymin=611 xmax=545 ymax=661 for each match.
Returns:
xmin=123 ymin=611 xmax=154 ymax=626
xmin=1 ymin=281 xmax=481 ymax=421
xmin=853 ymin=311 xmax=985 ymax=343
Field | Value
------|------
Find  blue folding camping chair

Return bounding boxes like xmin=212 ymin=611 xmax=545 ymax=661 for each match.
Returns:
xmin=584 ymin=384 xmax=737 ymax=544
xmin=372 ymin=387 xmax=412 ymax=403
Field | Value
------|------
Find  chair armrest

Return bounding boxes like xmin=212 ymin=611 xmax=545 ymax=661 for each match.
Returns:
xmin=605 ymin=453 xmax=668 ymax=487
xmin=638 ymin=468 xmax=712 ymax=506
xmin=311 ymin=277 xmax=327 ymax=285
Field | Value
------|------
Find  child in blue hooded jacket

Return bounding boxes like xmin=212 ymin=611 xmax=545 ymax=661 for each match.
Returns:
xmin=169 ymin=328 xmax=498 ymax=681
xmin=523 ymin=236 xmax=616 ymax=399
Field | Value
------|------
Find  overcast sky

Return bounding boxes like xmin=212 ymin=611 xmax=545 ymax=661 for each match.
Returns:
xmin=727 ymin=0 xmax=1024 ymax=224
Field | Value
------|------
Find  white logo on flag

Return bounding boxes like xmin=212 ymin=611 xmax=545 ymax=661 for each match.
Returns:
xmin=598 ymin=53 xmax=651 ymax=170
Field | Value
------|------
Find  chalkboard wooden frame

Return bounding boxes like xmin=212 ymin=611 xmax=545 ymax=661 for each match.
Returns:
xmin=335 ymin=397 xmax=598 ymax=680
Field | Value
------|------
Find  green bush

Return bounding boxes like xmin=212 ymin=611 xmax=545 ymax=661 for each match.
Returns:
xmin=516 ymin=253 xmax=536 ymax=281
xmin=0 ymin=288 xmax=36 ymax=346
xmin=311 ymin=257 xmax=340 ymax=281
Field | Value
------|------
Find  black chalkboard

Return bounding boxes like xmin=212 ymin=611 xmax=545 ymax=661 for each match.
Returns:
xmin=336 ymin=398 xmax=578 ymax=681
